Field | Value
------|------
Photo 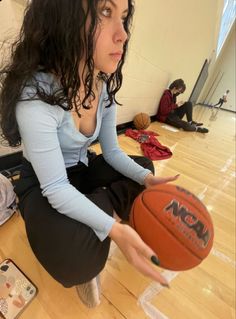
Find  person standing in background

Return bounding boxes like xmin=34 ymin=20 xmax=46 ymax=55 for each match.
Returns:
xmin=212 ymin=90 xmax=230 ymax=108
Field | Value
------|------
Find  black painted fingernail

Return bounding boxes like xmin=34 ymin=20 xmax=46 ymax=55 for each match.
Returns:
xmin=0 ymin=265 xmax=9 ymax=272
xmin=161 ymin=282 xmax=170 ymax=289
xmin=151 ymin=255 xmax=160 ymax=266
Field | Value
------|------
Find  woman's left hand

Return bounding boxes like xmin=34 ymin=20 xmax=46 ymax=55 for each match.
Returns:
xmin=144 ymin=173 xmax=180 ymax=189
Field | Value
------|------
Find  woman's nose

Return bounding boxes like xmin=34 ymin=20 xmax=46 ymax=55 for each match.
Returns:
xmin=113 ymin=21 xmax=128 ymax=44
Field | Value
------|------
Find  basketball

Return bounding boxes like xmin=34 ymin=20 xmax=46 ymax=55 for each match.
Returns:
xmin=133 ymin=113 xmax=151 ymax=130
xmin=129 ymin=184 xmax=214 ymax=271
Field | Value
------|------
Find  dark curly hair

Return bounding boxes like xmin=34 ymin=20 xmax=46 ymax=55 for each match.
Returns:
xmin=0 ymin=0 xmax=134 ymax=146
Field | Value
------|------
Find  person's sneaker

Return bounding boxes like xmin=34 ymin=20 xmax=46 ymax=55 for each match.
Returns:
xmin=76 ymin=275 xmax=101 ymax=308
xmin=190 ymin=120 xmax=203 ymax=126
xmin=196 ymin=127 xmax=209 ymax=133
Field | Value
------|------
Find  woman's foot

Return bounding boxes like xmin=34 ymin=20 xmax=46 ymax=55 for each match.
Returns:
xmin=196 ymin=127 xmax=209 ymax=133
xmin=76 ymin=275 xmax=101 ymax=308
xmin=190 ymin=120 xmax=203 ymax=126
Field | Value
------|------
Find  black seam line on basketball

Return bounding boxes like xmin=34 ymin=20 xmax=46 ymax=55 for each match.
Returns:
xmin=131 ymin=205 xmax=136 ymax=230
xmin=140 ymin=193 xmax=203 ymax=260
xmin=143 ymin=188 xmax=211 ymax=224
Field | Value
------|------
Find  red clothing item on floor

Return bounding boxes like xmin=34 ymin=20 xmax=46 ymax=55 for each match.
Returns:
xmin=125 ymin=129 xmax=172 ymax=160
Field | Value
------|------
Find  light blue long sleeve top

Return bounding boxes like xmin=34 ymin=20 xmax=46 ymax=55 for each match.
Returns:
xmin=16 ymin=72 xmax=151 ymax=241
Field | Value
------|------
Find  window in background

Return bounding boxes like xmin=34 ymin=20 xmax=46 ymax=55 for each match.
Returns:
xmin=216 ymin=0 xmax=236 ymax=57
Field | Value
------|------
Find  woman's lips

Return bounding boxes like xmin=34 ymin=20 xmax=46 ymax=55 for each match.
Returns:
xmin=110 ymin=52 xmax=123 ymax=61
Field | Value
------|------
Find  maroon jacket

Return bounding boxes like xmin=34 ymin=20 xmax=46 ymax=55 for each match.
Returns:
xmin=156 ymin=89 xmax=177 ymax=122
xmin=125 ymin=129 xmax=172 ymax=160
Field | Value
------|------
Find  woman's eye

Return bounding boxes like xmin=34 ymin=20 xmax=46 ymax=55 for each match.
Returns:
xmin=101 ymin=8 xmax=112 ymax=17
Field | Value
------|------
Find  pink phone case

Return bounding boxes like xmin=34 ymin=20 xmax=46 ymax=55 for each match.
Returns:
xmin=0 ymin=259 xmax=37 ymax=319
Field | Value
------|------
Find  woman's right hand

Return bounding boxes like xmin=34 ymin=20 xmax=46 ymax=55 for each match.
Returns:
xmin=109 ymin=222 xmax=169 ymax=287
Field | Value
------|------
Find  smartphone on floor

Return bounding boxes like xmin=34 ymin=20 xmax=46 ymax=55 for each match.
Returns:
xmin=0 ymin=259 xmax=37 ymax=319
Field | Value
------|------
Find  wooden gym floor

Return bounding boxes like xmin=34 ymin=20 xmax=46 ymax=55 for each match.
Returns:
xmin=0 ymin=105 xmax=235 ymax=319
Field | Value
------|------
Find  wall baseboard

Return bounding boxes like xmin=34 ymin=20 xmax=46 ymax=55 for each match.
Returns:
xmin=116 ymin=114 xmax=156 ymax=134
xmin=197 ymin=103 xmax=236 ymax=113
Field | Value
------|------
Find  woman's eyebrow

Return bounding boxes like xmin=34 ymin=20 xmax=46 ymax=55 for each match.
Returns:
xmin=105 ymin=0 xmax=129 ymax=14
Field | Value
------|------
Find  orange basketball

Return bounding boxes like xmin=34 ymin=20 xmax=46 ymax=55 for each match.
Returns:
xmin=133 ymin=113 xmax=151 ymax=130
xmin=130 ymin=184 xmax=214 ymax=271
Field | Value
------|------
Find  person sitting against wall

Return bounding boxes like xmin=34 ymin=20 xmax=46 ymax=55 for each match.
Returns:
xmin=156 ymin=79 xmax=209 ymax=133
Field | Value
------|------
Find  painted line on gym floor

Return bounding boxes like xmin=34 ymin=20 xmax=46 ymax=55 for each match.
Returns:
xmin=138 ymin=248 xmax=235 ymax=319
xmin=211 ymin=248 xmax=236 ymax=268
xmin=161 ymin=125 xmax=179 ymax=132
xmin=197 ymin=187 xmax=208 ymax=200
xmin=220 ymin=155 xmax=235 ymax=172
xmin=138 ymin=270 xmax=179 ymax=319
xmin=197 ymin=171 xmax=233 ymax=202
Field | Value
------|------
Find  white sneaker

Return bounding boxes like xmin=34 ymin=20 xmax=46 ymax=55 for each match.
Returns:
xmin=76 ymin=275 xmax=101 ymax=308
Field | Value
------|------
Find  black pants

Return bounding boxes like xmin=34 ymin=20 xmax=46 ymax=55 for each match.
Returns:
xmin=213 ymin=98 xmax=224 ymax=108
xmin=15 ymin=154 xmax=154 ymax=287
xmin=166 ymin=102 xmax=196 ymax=131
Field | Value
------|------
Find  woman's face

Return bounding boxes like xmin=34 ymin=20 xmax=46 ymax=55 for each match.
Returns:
xmin=93 ymin=0 xmax=129 ymax=74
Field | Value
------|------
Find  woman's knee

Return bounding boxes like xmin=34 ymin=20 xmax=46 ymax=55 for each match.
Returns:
xmin=144 ymin=157 xmax=155 ymax=174
xmin=185 ymin=101 xmax=193 ymax=109
xmin=132 ymin=156 xmax=154 ymax=174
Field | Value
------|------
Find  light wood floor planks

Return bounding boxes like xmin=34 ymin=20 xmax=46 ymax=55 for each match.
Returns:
xmin=0 ymin=105 xmax=235 ymax=319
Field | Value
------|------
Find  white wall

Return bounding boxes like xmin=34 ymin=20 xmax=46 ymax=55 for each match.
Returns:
xmin=198 ymin=22 xmax=235 ymax=112
xmin=0 ymin=0 xmax=225 ymax=123
xmin=116 ymin=50 xmax=170 ymax=124
xmin=0 ymin=0 xmax=24 ymax=41
xmin=116 ymin=0 xmax=224 ymax=123
xmin=0 ymin=0 xmax=25 ymax=66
